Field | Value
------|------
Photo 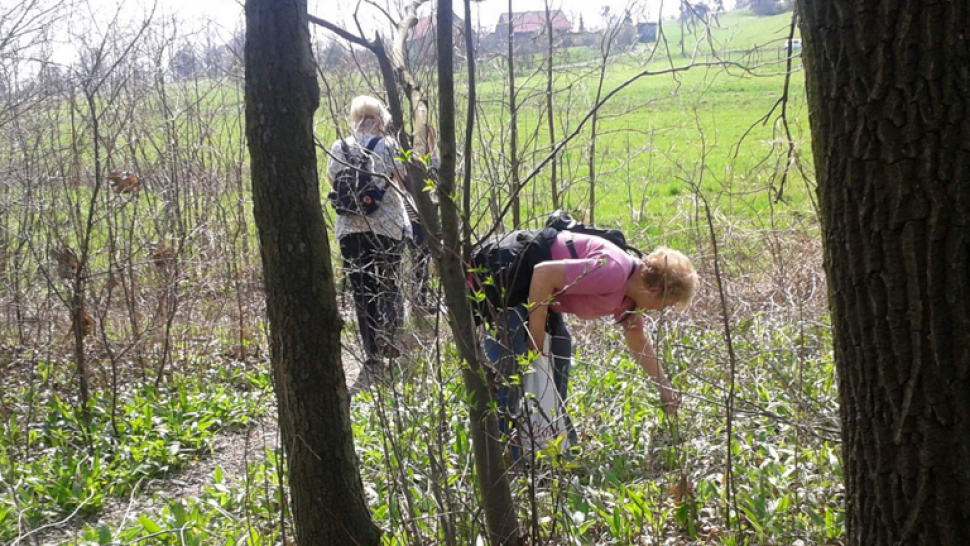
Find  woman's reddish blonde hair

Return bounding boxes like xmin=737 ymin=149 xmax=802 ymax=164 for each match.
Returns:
xmin=639 ymin=247 xmax=698 ymax=309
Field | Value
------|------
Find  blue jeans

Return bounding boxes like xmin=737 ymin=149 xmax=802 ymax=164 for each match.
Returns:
xmin=483 ymin=307 xmax=577 ymax=459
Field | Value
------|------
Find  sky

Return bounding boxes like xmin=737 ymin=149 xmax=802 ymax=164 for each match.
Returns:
xmin=139 ymin=0 xmax=706 ymax=39
xmin=31 ymin=0 xmax=737 ymax=65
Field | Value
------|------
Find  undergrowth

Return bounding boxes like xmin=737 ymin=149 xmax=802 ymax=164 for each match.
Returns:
xmin=0 ymin=362 xmax=270 ymax=542
xmin=4 ymin=301 xmax=847 ymax=546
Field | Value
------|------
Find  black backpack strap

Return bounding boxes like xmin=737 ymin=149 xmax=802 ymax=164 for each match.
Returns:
xmin=363 ymin=137 xmax=384 ymax=183
xmin=335 ymin=136 xmax=371 ymax=169
xmin=564 ymin=231 xmax=579 ymax=259
xmin=338 ymin=136 xmax=379 ymax=165
xmin=616 ymin=260 xmax=640 ymax=327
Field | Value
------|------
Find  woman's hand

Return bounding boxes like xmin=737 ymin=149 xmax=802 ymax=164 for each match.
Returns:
xmin=659 ymin=380 xmax=679 ymax=416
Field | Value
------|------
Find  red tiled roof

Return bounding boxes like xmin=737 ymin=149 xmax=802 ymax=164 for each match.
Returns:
xmin=497 ymin=10 xmax=572 ymax=33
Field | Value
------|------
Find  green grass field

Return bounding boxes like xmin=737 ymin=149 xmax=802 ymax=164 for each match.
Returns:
xmin=355 ymin=9 xmax=810 ymax=238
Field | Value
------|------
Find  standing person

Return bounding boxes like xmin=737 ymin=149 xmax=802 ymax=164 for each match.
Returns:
xmin=472 ymin=223 xmax=697 ymax=458
xmin=327 ymin=96 xmax=411 ymax=373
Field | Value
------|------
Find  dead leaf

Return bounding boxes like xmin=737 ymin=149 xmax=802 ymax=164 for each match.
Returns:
xmin=70 ymin=306 xmax=95 ymax=338
xmin=669 ymin=472 xmax=694 ymax=504
xmin=56 ymin=247 xmax=79 ymax=279
xmin=149 ymin=243 xmax=177 ymax=277
xmin=109 ymin=172 xmax=140 ymax=194
xmin=106 ymin=270 xmax=119 ymax=291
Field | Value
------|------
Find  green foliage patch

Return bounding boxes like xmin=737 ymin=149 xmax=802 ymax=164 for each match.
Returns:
xmin=0 ymin=363 xmax=269 ymax=542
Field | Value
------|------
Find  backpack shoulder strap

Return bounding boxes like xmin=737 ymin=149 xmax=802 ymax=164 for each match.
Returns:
xmin=364 ymin=136 xmax=381 ymax=152
xmin=563 ymin=231 xmax=579 ymax=259
xmin=624 ymin=242 xmax=644 ymax=258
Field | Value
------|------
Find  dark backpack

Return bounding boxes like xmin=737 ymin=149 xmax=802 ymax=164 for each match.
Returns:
xmin=545 ymin=210 xmax=642 ymax=258
xmin=469 ymin=212 xmax=642 ymax=315
xmin=328 ymin=137 xmax=386 ymax=216
xmin=469 ymin=227 xmax=559 ymax=315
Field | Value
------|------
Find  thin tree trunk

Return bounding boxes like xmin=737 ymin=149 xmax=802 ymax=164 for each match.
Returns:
xmin=243 ymin=1 xmax=380 ymax=544
xmin=312 ymin=2 xmax=521 ymax=542
xmin=311 ymin=5 xmax=521 ymax=541
xmin=798 ymin=1 xmax=970 ymax=545
xmin=507 ymin=0 xmax=520 ymax=228
xmin=463 ymin=0 xmax=476 ymax=255
xmin=587 ymin=98 xmax=599 ymax=225
xmin=438 ymin=1 xmax=521 ymax=543
xmin=544 ymin=0 xmax=558 ymax=210
xmin=73 ymin=88 xmax=108 ymax=435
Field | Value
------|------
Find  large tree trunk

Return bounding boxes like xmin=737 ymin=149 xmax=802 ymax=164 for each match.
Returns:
xmin=798 ymin=2 xmax=970 ymax=545
xmin=244 ymin=1 xmax=381 ymax=545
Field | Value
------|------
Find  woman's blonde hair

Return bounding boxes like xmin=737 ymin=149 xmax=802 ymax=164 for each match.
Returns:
xmin=638 ymin=247 xmax=698 ymax=309
xmin=349 ymin=95 xmax=388 ymax=134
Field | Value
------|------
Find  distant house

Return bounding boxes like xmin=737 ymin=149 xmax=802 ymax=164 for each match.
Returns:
xmin=495 ymin=10 xmax=572 ymax=44
xmin=637 ymin=22 xmax=658 ymax=43
xmin=409 ymin=12 xmax=464 ymax=63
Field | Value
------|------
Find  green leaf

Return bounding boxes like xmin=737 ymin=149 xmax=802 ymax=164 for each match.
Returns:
xmin=97 ymin=525 xmax=112 ymax=544
xmin=140 ymin=514 xmax=163 ymax=534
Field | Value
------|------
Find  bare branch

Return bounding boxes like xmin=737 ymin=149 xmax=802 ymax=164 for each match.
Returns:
xmin=308 ymin=13 xmax=374 ymax=50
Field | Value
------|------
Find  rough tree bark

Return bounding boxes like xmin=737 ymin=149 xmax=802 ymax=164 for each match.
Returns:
xmin=798 ymin=1 xmax=970 ymax=545
xmin=244 ymin=1 xmax=381 ymax=544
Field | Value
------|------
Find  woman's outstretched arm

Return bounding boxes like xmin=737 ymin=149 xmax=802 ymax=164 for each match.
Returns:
xmin=624 ymin=326 xmax=679 ymax=415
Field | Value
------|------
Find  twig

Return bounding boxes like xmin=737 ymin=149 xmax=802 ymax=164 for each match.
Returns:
xmin=10 ymin=492 xmax=98 ymax=546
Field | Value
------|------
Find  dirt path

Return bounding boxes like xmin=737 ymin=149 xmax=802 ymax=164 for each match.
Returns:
xmin=26 ymin=417 xmax=280 ymax=546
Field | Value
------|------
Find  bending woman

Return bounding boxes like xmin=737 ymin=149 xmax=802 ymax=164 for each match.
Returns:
xmin=479 ymin=230 xmax=698 ymax=455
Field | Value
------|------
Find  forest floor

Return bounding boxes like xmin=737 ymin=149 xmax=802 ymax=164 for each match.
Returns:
xmin=26 ymin=362 xmax=375 ymax=546
xmin=26 ymin=326 xmax=430 ymax=546
xmin=32 ymin=416 xmax=281 ymax=546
